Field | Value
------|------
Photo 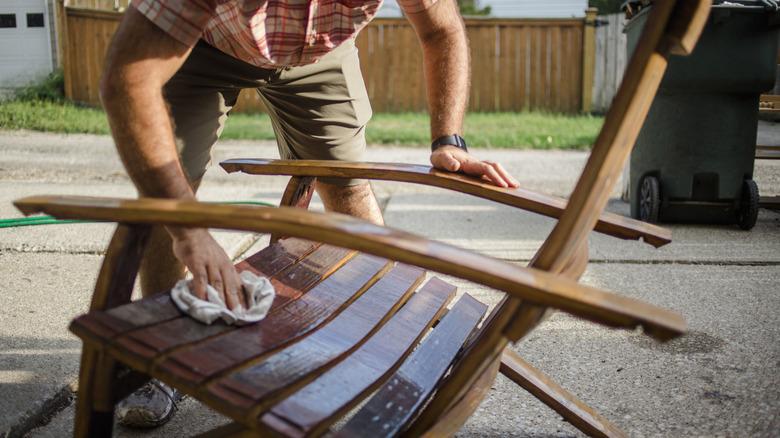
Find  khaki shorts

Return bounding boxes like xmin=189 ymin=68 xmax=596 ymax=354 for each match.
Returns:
xmin=164 ymin=39 xmax=372 ymax=186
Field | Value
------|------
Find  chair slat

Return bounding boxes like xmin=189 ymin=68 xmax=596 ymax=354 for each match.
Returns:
xmin=155 ymin=254 xmax=391 ymax=386
xmin=69 ymin=238 xmax=319 ymax=345
xmin=334 ymin=293 xmax=487 ymax=438
xmin=206 ymin=264 xmax=427 ymax=414
xmin=108 ymin=245 xmax=354 ymax=370
xmin=261 ymin=277 xmax=457 ymax=437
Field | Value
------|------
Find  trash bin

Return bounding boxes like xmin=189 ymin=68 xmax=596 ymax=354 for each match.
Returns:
xmin=624 ymin=0 xmax=779 ymax=230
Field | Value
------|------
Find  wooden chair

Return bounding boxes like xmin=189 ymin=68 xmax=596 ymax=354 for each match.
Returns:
xmin=14 ymin=1 xmax=710 ymax=436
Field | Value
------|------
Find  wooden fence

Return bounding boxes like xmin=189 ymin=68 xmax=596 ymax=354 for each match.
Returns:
xmin=592 ymin=13 xmax=627 ymax=113
xmin=57 ymin=4 xmax=597 ymax=114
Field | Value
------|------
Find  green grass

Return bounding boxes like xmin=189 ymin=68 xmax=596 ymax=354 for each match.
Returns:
xmin=0 ymin=99 xmax=603 ymax=149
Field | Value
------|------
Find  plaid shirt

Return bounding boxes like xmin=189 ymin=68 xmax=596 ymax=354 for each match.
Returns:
xmin=131 ymin=0 xmax=438 ymax=68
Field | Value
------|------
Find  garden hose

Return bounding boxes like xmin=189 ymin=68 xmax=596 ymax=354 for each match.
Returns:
xmin=0 ymin=200 xmax=277 ymax=229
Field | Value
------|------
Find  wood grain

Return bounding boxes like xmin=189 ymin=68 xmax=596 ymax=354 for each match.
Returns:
xmin=206 ymin=264 xmax=425 ymax=415
xmin=109 ymin=245 xmax=354 ymax=372
xmin=15 ymin=195 xmax=686 ymax=340
xmin=220 ymin=159 xmax=671 ymax=248
xmin=155 ymin=254 xmax=391 ymax=387
xmin=334 ymin=293 xmax=487 ymax=438
xmin=261 ymin=277 xmax=456 ymax=437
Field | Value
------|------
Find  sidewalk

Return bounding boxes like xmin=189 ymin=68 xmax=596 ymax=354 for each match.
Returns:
xmin=1 ymin=129 xmax=778 ymax=437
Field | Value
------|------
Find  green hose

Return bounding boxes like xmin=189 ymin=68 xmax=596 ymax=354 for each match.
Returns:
xmin=0 ymin=200 xmax=277 ymax=229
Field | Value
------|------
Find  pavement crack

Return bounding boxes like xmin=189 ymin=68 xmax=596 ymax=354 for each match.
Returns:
xmin=4 ymin=383 xmax=75 ymax=438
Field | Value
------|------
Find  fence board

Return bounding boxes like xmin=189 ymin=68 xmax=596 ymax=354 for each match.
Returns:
xmin=592 ymin=13 xmax=627 ymax=113
xmin=61 ymin=8 xmax=585 ymax=113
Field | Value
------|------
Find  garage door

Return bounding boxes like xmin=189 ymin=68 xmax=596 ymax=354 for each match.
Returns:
xmin=0 ymin=0 xmax=53 ymax=89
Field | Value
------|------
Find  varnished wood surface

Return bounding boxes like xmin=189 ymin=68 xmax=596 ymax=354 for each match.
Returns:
xmin=335 ymin=293 xmax=487 ymax=438
xmin=156 ymin=254 xmax=390 ymax=387
xmin=207 ymin=264 xmax=425 ymax=415
xmin=109 ymin=245 xmax=354 ymax=372
xmin=220 ymin=159 xmax=671 ymax=248
xmin=17 ymin=196 xmax=686 ymax=341
xmin=70 ymin=238 xmax=320 ymax=347
xmin=500 ymin=349 xmax=627 ymax=438
xmin=262 ymin=278 xmax=456 ymax=437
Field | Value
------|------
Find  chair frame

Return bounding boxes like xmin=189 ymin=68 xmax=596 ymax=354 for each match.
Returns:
xmin=14 ymin=1 xmax=711 ymax=436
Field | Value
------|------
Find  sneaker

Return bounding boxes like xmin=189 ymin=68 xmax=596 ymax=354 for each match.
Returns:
xmin=116 ymin=379 xmax=181 ymax=428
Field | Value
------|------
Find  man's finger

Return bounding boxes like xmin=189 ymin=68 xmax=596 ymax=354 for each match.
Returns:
xmin=491 ymin=162 xmax=519 ymax=188
xmin=475 ymin=162 xmax=507 ymax=188
xmin=206 ymin=264 xmax=226 ymax=305
xmin=190 ymin=271 xmax=208 ymax=300
xmin=222 ymin=265 xmax=244 ymax=311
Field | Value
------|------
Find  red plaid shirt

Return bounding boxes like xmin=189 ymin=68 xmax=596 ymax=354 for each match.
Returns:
xmin=131 ymin=0 xmax=437 ymax=68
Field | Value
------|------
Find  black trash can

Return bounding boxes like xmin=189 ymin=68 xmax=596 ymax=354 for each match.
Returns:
xmin=625 ymin=0 xmax=779 ymax=230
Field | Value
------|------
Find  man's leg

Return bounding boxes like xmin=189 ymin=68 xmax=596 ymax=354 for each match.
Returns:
xmin=257 ymin=39 xmax=383 ymax=225
xmin=316 ymin=181 xmax=384 ymax=225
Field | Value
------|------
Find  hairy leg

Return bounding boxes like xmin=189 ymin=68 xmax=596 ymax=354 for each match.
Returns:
xmin=316 ymin=181 xmax=384 ymax=226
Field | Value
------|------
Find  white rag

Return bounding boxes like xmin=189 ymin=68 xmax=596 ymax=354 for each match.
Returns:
xmin=170 ymin=271 xmax=275 ymax=326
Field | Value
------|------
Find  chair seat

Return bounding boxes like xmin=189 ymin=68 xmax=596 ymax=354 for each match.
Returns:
xmin=70 ymin=238 xmax=488 ymax=436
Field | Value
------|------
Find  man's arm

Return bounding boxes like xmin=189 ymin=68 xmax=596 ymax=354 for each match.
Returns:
xmin=404 ymin=0 xmax=518 ymax=188
xmin=100 ymin=6 xmax=244 ymax=309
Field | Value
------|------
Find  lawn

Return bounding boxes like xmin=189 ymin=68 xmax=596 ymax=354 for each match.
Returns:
xmin=0 ymin=99 xmax=603 ymax=149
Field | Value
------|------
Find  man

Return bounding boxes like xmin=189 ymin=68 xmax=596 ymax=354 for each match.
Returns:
xmin=101 ymin=0 xmax=518 ymax=427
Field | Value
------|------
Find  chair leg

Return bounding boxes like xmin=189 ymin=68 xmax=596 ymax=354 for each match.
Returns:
xmin=271 ymin=176 xmax=316 ymax=243
xmin=500 ymin=349 xmax=626 ymax=438
xmin=73 ymin=347 xmax=118 ymax=438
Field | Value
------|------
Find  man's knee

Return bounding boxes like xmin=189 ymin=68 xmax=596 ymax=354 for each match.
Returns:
xmin=316 ymin=181 xmax=383 ymax=225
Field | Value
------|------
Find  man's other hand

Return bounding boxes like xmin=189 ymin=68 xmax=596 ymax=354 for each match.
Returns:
xmin=430 ymin=146 xmax=519 ymax=188
xmin=169 ymin=227 xmax=246 ymax=310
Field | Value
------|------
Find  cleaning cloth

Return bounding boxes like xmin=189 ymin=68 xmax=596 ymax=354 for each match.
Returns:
xmin=171 ymin=270 xmax=275 ymax=326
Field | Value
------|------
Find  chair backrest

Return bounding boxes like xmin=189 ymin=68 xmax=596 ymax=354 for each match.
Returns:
xmin=409 ymin=1 xmax=712 ymax=432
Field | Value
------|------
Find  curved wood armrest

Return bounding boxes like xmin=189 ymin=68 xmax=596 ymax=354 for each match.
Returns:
xmin=15 ymin=195 xmax=684 ymax=341
xmin=220 ymin=159 xmax=671 ymax=248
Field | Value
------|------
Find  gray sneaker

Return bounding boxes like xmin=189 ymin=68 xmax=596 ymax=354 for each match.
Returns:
xmin=116 ymin=379 xmax=181 ymax=428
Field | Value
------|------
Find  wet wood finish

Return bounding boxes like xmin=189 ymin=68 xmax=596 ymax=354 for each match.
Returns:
xmin=15 ymin=196 xmax=686 ymax=340
xmin=335 ymin=294 xmax=487 ymax=438
xmin=206 ymin=265 xmax=426 ymax=415
xmin=261 ymin=277 xmax=457 ymax=437
xmin=15 ymin=196 xmax=687 ymax=340
xmin=109 ymin=245 xmax=354 ymax=371
xmin=156 ymin=254 xmax=391 ymax=386
xmin=501 ymin=349 xmax=626 ymax=438
xmin=220 ymin=159 xmax=671 ymax=248
xmin=70 ymin=238 xmax=319 ymax=347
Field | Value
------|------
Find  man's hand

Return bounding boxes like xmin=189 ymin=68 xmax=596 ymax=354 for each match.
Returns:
xmin=431 ymin=146 xmax=519 ymax=188
xmin=169 ymin=227 xmax=246 ymax=311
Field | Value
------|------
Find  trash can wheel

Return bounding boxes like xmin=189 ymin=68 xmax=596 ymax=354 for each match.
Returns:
xmin=639 ymin=175 xmax=661 ymax=223
xmin=737 ymin=179 xmax=759 ymax=231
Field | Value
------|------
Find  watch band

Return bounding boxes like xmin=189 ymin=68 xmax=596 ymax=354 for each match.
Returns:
xmin=431 ymin=134 xmax=468 ymax=153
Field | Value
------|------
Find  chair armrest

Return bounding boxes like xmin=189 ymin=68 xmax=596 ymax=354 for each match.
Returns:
xmin=220 ymin=159 xmax=671 ymax=248
xmin=15 ymin=195 xmax=684 ymax=341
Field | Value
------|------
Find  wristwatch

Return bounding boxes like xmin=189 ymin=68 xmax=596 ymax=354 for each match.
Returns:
xmin=431 ymin=134 xmax=468 ymax=153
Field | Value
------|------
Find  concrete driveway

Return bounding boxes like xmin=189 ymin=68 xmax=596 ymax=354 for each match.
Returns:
xmin=1 ymin=128 xmax=778 ymax=437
